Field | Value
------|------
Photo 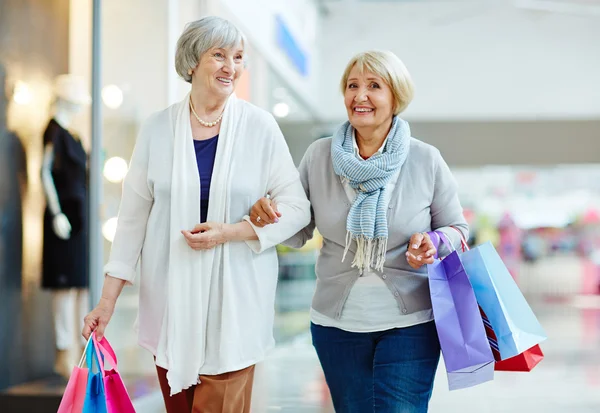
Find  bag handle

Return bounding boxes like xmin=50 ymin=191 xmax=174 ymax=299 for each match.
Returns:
xmin=427 ymin=230 xmax=454 ymax=259
xmin=92 ymin=332 xmax=119 ymax=376
xmin=450 ymin=226 xmax=469 ymax=251
xmin=85 ymin=332 xmax=103 ymax=373
xmin=77 ymin=334 xmax=93 ymax=368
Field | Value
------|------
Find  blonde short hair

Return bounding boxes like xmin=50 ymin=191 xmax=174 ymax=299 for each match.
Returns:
xmin=175 ymin=16 xmax=246 ymax=84
xmin=339 ymin=50 xmax=414 ymax=115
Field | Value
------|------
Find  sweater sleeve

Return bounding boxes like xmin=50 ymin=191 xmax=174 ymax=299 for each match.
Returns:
xmin=430 ymin=149 xmax=469 ymax=257
xmin=281 ymin=142 xmax=316 ymax=249
xmin=103 ymin=119 xmax=154 ymax=284
xmin=243 ymin=117 xmax=311 ymax=253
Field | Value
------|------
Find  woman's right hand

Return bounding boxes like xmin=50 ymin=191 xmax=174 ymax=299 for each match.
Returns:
xmin=250 ymin=196 xmax=281 ymax=228
xmin=82 ymin=298 xmax=115 ymax=341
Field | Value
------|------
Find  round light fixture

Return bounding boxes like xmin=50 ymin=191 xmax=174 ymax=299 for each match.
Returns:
xmin=103 ymin=157 xmax=128 ymax=183
xmin=273 ymin=102 xmax=290 ymax=118
xmin=102 ymin=217 xmax=118 ymax=243
xmin=102 ymin=84 xmax=124 ymax=109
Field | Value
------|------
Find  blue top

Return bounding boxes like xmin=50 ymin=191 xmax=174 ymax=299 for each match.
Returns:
xmin=193 ymin=135 xmax=219 ymax=223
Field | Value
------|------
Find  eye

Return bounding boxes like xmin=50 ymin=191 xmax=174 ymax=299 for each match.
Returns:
xmin=214 ymin=52 xmax=225 ymax=59
xmin=234 ymin=54 xmax=243 ymax=61
xmin=347 ymin=83 xmax=358 ymax=89
xmin=369 ymin=82 xmax=380 ymax=89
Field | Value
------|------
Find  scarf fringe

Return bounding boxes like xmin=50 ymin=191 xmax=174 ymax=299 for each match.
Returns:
xmin=342 ymin=230 xmax=352 ymax=263
xmin=342 ymin=232 xmax=388 ymax=274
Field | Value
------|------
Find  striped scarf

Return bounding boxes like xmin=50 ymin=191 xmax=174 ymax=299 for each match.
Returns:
xmin=331 ymin=116 xmax=411 ymax=273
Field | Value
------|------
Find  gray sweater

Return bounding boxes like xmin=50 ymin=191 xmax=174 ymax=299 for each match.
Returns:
xmin=284 ymin=137 xmax=468 ymax=320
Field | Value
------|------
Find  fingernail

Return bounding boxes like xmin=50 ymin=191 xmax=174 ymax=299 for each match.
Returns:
xmin=275 ymin=218 xmax=279 ymax=223
xmin=413 ymin=244 xmax=419 ymax=249
xmin=417 ymin=256 xmax=422 ymax=261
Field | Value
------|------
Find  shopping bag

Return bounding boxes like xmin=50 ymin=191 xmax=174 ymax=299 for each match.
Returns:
xmin=495 ymin=344 xmax=544 ymax=371
xmin=452 ymin=229 xmax=547 ymax=360
xmin=427 ymin=231 xmax=495 ymax=390
xmin=92 ymin=333 xmax=136 ymax=413
xmin=480 ymin=306 xmax=545 ymax=372
xmin=82 ymin=334 xmax=108 ymax=413
xmin=57 ymin=337 xmax=91 ymax=413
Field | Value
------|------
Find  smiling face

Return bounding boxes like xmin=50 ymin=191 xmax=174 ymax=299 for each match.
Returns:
xmin=193 ymin=45 xmax=245 ymax=100
xmin=343 ymin=64 xmax=395 ymax=131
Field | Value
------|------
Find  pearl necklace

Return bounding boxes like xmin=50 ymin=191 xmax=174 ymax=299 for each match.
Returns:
xmin=189 ymin=100 xmax=224 ymax=127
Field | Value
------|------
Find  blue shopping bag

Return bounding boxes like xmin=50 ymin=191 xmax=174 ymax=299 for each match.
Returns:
xmin=427 ymin=231 xmax=495 ymax=390
xmin=459 ymin=239 xmax=547 ymax=360
xmin=82 ymin=335 xmax=108 ymax=413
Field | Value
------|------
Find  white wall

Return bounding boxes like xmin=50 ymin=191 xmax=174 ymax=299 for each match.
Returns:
xmin=102 ymin=0 xmax=170 ymax=121
xmin=216 ymin=0 xmax=320 ymax=113
xmin=69 ymin=0 xmax=173 ymax=124
xmin=320 ymin=2 xmax=600 ymax=121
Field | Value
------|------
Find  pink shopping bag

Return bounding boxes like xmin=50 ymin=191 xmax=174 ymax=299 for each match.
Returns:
xmin=57 ymin=337 xmax=91 ymax=413
xmin=92 ymin=333 xmax=136 ymax=413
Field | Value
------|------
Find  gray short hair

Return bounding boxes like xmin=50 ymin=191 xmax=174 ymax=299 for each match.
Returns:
xmin=175 ymin=16 xmax=247 ymax=83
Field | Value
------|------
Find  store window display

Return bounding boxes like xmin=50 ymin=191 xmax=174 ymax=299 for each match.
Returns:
xmin=0 ymin=63 xmax=28 ymax=389
xmin=40 ymin=74 xmax=91 ymax=379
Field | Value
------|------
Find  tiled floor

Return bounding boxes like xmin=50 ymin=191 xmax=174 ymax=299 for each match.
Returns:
xmin=134 ymin=298 xmax=600 ymax=413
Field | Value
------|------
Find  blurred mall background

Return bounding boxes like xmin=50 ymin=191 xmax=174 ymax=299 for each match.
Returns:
xmin=1 ymin=0 xmax=600 ymax=412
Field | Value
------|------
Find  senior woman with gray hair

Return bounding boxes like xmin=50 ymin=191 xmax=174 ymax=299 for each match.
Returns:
xmin=250 ymin=50 xmax=468 ymax=412
xmin=82 ymin=16 xmax=310 ymax=413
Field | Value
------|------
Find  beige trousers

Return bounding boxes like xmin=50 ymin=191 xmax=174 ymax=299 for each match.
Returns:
xmin=156 ymin=364 xmax=255 ymax=413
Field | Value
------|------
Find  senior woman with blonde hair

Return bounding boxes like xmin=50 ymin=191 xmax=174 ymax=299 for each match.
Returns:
xmin=250 ymin=50 xmax=468 ymax=412
xmin=82 ymin=16 xmax=310 ymax=413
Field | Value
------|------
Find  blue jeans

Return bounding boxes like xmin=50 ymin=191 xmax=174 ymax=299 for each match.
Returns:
xmin=311 ymin=321 xmax=440 ymax=413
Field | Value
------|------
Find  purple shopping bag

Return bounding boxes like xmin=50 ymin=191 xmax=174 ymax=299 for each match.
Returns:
xmin=427 ymin=231 xmax=495 ymax=390
xmin=92 ymin=333 xmax=136 ymax=413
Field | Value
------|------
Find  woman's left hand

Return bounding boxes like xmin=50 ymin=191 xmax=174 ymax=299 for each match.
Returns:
xmin=406 ymin=232 xmax=437 ymax=269
xmin=181 ymin=222 xmax=228 ymax=250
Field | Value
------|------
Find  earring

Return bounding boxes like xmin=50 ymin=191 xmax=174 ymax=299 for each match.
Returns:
xmin=188 ymin=69 xmax=193 ymax=76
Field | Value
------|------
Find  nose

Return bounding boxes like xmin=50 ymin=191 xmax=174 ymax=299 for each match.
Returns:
xmin=222 ymin=57 xmax=234 ymax=75
xmin=354 ymin=87 xmax=368 ymax=103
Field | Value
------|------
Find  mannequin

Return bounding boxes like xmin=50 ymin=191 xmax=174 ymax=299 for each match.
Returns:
xmin=41 ymin=74 xmax=90 ymax=379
